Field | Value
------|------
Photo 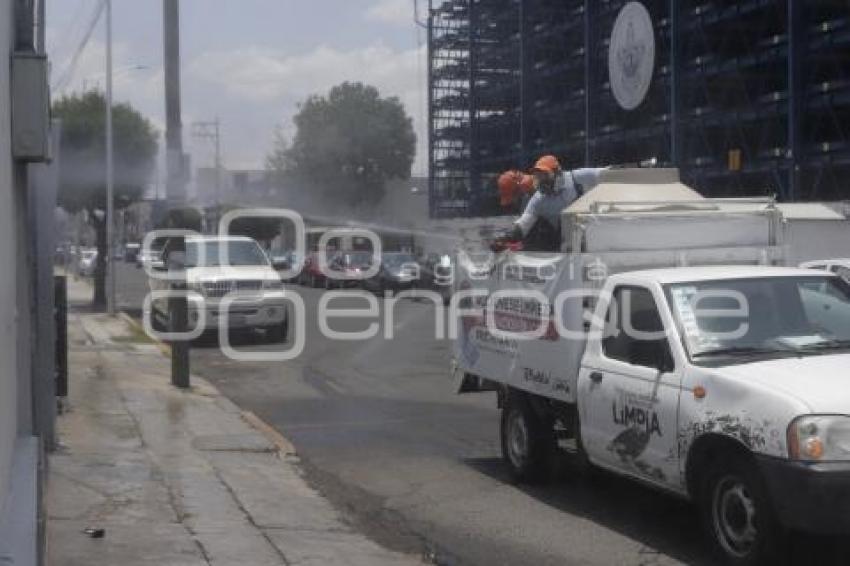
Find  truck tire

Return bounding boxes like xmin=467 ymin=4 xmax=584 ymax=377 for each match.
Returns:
xmin=151 ymin=309 xmax=167 ymax=333
xmin=500 ymin=393 xmax=556 ymax=484
xmin=700 ymin=453 xmax=784 ymax=566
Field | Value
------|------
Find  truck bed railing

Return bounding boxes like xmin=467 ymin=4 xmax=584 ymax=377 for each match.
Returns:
xmin=588 ymin=198 xmax=777 ymax=214
xmin=574 ymin=245 xmax=786 ymax=286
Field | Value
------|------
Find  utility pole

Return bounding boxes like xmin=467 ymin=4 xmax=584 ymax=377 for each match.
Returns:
xmin=192 ymin=119 xmax=222 ymax=230
xmin=163 ymin=0 xmax=189 ymax=388
xmin=105 ymin=0 xmax=115 ymax=315
xmin=163 ymin=0 xmax=185 ymax=205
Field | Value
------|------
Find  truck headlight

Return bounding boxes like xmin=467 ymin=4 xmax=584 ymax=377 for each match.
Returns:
xmin=788 ymin=415 xmax=850 ymax=461
xmin=189 ymin=282 xmax=205 ymax=295
xmin=263 ymin=280 xmax=283 ymax=290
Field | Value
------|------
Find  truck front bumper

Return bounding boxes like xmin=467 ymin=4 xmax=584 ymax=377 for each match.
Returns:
xmin=757 ymin=455 xmax=850 ymax=534
xmin=189 ymin=297 xmax=287 ymax=331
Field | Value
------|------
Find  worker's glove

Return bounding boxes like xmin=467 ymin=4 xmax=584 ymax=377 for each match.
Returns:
xmin=490 ymin=227 xmax=524 ymax=253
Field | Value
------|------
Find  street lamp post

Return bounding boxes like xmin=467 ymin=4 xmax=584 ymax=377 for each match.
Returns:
xmin=82 ymin=64 xmax=148 ymax=92
xmin=105 ymin=0 xmax=116 ymax=315
xmin=192 ymin=118 xmax=223 ymax=226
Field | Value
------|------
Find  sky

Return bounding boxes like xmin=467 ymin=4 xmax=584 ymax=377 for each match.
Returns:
xmin=46 ymin=0 xmax=429 ymax=195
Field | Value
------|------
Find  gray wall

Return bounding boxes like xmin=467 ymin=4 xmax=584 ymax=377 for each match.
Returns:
xmin=0 ymin=0 xmax=18 ymax=513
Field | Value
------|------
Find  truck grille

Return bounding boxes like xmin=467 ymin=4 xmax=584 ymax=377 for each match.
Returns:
xmin=202 ymin=280 xmax=264 ymax=297
xmin=203 ymin=281 xmax=234 ymax=298
xmin=236 ymin=280 xmax=263 ymax=291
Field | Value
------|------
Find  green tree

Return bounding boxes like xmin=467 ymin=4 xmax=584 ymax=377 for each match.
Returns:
xmin=54 ymin=91 xmax=158 ymax=309
xmin=267 ymin=82 xmax=416 ymax=207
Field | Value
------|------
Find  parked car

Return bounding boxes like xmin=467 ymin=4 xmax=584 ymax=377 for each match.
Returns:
xmin=269 ymin=250 xmax=301 ymax=282
xmin=326 ymin=251 xmax=374 ymax=289
xmin=124 ymin=242 xmax=141 ymax=263
xmin=54 ymin=243 xmax=72 ymax=266
xmin=136 ymin=238 xmax=165 ymax=269
xmin=419 ymin=253 xmax=454 ymax=305
xmin=78 ymin=249 xmax=98 ymax=277
xmin=800 ymin=259 xmax=850 ymax=283
xmin=146 ymin=236 xmax=288 ymax=342
xmin=302 ymin=251 xmax=331 ymax=288
xmin=363 ymin=252 xmax=421 ymax=295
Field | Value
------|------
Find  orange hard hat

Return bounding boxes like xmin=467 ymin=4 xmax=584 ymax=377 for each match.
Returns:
xmin=532 ymin=155 xmax=561 ymax=174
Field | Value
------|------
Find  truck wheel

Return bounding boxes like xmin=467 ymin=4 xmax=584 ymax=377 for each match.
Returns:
xmin=151 ymin=310 xmax=166 ymax=333
xmin=700 ymin=454 xmax=784 ymax=566
xmin=500 ymin=394 xmax=555 ymax=484
xmin=571 ymin=412 xmax=596 ymax=478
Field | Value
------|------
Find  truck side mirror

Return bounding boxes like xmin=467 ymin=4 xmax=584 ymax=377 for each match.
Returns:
xmin=166 ymin=251 xmax=185 ymax=271
xmin=629 ymin=340 xmax=674 ymax=373
xmin=658 ymin=346 xmax=675 ymax=373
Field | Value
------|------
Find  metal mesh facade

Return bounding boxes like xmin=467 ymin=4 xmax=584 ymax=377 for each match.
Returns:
xmin=428 ymin=0 xmax=850 ymax=218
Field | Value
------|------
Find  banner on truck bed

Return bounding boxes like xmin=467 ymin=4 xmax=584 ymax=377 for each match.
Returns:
xmin=454 ymin=251 xmax=591 ymax=404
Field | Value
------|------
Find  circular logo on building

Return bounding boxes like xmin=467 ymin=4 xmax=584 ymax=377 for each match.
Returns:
xmin=608 ymin=1 xmax=655 ymax=111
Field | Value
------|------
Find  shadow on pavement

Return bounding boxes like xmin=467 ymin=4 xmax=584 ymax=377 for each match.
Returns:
xmin=190 ymin=328 xmax=282 ymax=349
xmin=465 ymin=456 xmax=850 ymax=566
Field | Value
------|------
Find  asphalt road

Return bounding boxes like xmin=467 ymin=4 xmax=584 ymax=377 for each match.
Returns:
xmin=114 ymin=262 xmax=849 ymax=566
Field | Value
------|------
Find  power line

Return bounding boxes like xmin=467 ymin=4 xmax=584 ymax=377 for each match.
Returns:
xmin=413 ymin=0 xmax=427 ymax=28
xmin=49 ymin=0 xmax=91 ymax=56
xmin=52 ymin=0 xmax=107 ymax=93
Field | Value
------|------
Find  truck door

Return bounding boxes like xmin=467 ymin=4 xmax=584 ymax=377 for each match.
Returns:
xmin=578 ymin=285 xmax=683 ymax=487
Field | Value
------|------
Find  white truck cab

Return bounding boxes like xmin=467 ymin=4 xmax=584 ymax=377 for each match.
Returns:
xmin=800 ymin=258 xmax=850 ymax=283
xmin=582 ymin=267 xmax=850 ymax=556
xmin=453 ymin=169 xmax=850 ymax=565
xmin=147 ymin=235 xmax=288 ymax=341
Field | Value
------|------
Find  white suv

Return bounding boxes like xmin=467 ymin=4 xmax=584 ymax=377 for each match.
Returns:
xmin=148 ymin=236 xmax=288 ymax=341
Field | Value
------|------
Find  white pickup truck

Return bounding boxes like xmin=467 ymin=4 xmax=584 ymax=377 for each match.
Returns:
xmin=147 ymin=235 xmax=289 ymax=341
xmin=453 ymin=169 xmax=850 ymax=565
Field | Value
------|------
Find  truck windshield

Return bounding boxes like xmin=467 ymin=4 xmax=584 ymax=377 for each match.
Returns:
xmin=665 ymin=276 xmax=850 ymax=363
xmin=185 ymin=241 xmax=269 ymax=267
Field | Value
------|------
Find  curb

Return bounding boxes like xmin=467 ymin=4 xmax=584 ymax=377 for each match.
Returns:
xmin=241 ymin=411 xmax=297 ymax=457
xmin=119 ymin=311 xmax=172 ymax=357
xmin=118 ymin=309 xmax=297 ymax=458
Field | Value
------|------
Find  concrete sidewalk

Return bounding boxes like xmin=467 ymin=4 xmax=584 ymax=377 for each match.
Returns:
xmin=48 ymin=277 xmax=423 ymax=565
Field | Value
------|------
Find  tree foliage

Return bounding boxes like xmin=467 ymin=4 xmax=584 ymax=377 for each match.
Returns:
xmin=54 ymin=91 xmax=158 ymax=308
xmin=54 ymin=91 xmax=158 ymax=212
xmin=267 ymin=82 xmax=416 ymax=207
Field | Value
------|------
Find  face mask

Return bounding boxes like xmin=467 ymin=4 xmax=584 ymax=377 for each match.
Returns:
xmin=537 ymin=174 xmax=556 ymax=194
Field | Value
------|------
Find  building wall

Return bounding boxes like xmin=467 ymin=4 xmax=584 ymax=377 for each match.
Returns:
xmin=0 ymin=0 xmax=18 ymax=513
